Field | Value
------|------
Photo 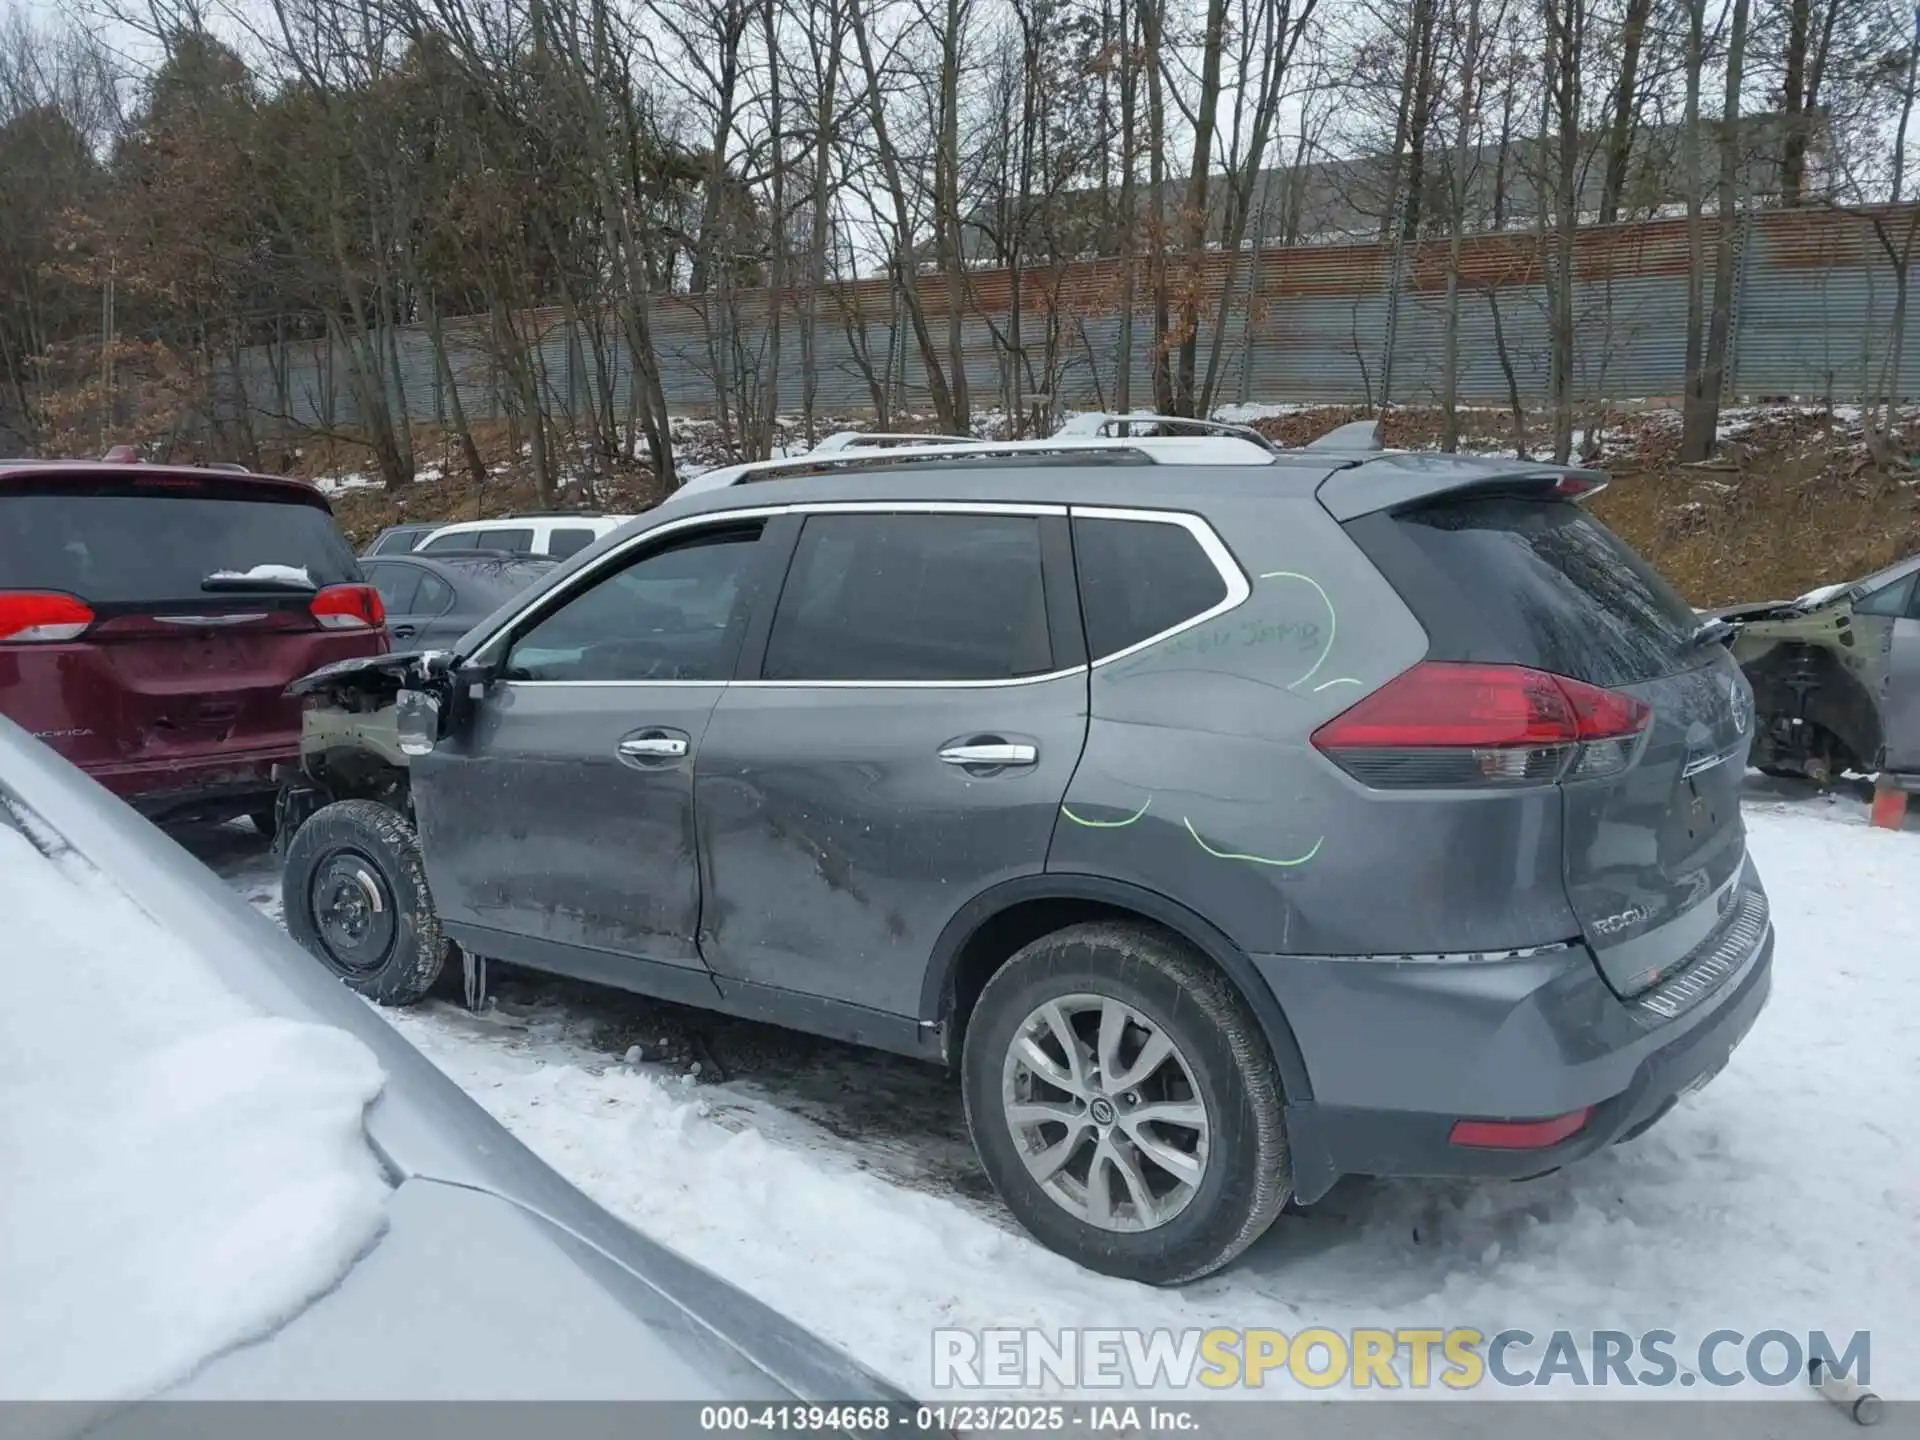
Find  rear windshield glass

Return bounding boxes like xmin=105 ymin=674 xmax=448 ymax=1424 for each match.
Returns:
xmin=1350 ymin=496 xmax=1699 ymax=687
xmin=0 ymin=488 xmax=358 ymax=604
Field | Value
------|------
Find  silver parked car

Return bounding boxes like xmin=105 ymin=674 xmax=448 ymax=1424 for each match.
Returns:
xmin=0 ymin=713 xmax=907 ymax=1412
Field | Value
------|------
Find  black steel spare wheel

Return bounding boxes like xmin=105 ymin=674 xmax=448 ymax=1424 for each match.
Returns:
xmin=311 ymin=850 xmax=397 ymax=974
xmin=283 ymin=799 xmax=448 ymax=1006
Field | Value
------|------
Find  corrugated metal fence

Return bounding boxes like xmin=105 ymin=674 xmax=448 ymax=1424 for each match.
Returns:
xmin=222 ymin=205 xmax=1920 ymax=434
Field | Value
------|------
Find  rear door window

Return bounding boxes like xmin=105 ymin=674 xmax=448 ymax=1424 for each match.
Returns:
xmin=1072 ymin=515 xmax=1227 ymax=659
xmin=484 ymin=528 xmax=535 ymax=554
xmin=762 ymin=513 xmax=1052 ymax=681
xmin=1348 ymin=496 xmax=1699 ymax=688
xmin=371 ymin=527 xmax=428 ymax=555
xmin=0 ymin=484 xmax=358 ymax=605
xmin=547 ymin=527 xmax=598 ymax=559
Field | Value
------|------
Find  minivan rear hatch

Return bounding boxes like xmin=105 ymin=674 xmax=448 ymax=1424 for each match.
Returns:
xmin=1338 ymin=482 xmax=1755 ymax=999
xmin=0 ymin=469 xmax=379 ymax=773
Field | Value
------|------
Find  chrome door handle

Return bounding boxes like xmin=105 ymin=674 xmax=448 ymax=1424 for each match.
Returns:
xmin=939 ymin=742 xmax=1038 ymax=767
xmin=618 ymin=735 xmax=688 ymax=759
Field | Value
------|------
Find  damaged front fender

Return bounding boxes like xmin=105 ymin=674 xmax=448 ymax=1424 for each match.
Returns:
xmin=285 ymin=649 xmax=455 ymax=704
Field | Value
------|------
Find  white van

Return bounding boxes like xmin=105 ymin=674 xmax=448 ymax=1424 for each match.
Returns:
xmin=412 ymin=514 xmax=633 ymax=561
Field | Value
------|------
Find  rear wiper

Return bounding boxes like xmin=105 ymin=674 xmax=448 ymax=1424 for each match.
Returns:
xmin=1689 ymin=616 xmax=1736 ymax=649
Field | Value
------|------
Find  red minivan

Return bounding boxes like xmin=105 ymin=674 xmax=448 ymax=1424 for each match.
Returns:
xmin=0 ymin=462 xmax=387 ymax=829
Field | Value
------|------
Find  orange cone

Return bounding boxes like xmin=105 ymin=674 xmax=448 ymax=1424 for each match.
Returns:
xmin=1869 ymin=783 xmax=1909 ymax=831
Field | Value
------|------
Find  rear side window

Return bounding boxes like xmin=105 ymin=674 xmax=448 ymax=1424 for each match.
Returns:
xmin=0 ymin=487 xmax=358 ymax=604
xmin=548 ymin=527 xmax=597 ymax=559
xmin=363 ymin=562 xmax=422 ymax=615
xmin=1072 ymin=515 xmax=1227 ymax=659
xmin=414 ymin=573 xmax=455 ymax=615
xmin=763 ymin=513 xmax=1052 ymax=681
xmin=1348 ymin=496 xmax=1698 ymax=688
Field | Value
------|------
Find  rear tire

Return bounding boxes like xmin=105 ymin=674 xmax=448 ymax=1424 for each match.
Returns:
xmin=283 ymin=799 xmax=446 ymax=1005
xmin=961 ymin=921 xmax=1290 ymax=1285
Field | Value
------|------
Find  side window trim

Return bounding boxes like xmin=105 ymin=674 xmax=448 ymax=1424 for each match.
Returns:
xmin=1072 ymin=506 xmax=1252 ymax=668
xmin=469 ymin=499 xmax=1189 ymax=689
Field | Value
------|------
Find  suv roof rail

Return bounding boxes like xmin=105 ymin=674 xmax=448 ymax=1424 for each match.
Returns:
xmin=809 ymin=431 xmax=984 ymax=454
xmin=1302 ymin=418 xmax=1386 ymax=452
xmin=1053 ymin=412 xmax=1279 ymax=452
xmin=436 ymin=510 xmax=612 ymax=522
xmin=203 ymin=461 xmax=251 ymax=474
xmin=666 ymin=434 xmax=1282 ymax=504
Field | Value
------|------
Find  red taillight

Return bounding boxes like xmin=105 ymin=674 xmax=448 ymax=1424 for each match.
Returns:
xmin=1311 ymin=662 xmax=1651 ymax=788
xmin=1552 ymin=473 xmax=1606 ymax=498
xmin=1449 ymin=1107 xmax=1591 ymax=1149
xmin=0 ymin=591 xmax=95 ymax=643
xmin=310 ymin=583 xmax=386 ymax=630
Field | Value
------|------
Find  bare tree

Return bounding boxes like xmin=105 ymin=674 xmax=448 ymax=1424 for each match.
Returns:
xmin=1440 ymin=0 xmax=1489 ymax=450
xmin=845 ymin=0 xmax=962 ymax=429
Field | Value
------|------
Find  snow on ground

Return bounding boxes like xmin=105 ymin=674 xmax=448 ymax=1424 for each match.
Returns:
xmin=1211 ymin=402 xmax=1314 ymax=423
xmin=202 ymin=792 xmax=1919 ymax=1401
xmin=0 ymin=820 xmax=389 ymax=1402
xmin=311 ymin=471 xmax=381 ymax=496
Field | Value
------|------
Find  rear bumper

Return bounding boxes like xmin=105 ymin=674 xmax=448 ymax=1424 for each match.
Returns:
xmin=82 ymin=745 xmax=292 ymax=818
xmin=1257 ymin=882 xmax=1774 ymax=1204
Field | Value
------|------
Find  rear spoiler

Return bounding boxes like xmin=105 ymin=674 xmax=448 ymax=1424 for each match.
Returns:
xmin=1315 ymin=457 xmax=1610 ymax=522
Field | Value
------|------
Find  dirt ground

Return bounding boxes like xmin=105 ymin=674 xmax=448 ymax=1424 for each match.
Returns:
xmin=296 ymin=402 xmax=1920 ymax=608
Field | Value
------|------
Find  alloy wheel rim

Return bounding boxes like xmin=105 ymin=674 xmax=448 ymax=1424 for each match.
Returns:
xmin=999 ymin=993 xmax=1210 ymax=1232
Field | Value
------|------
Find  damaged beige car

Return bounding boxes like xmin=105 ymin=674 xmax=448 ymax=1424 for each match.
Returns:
xmin=1721 ymin=554 xmax=1920 ymax=785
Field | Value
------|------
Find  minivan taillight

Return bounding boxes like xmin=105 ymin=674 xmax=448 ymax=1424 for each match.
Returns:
xmin=1311 ymin=661 xmax=1652 ymax=788
xmin=310 ymin=583 xmax=385 ymax=630
xmin=0 ymin=591 xmax=95 ymax=643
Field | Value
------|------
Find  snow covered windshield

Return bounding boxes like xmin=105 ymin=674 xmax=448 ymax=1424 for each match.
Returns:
xmin=0 ymin=811 xmax=389 ymax=1402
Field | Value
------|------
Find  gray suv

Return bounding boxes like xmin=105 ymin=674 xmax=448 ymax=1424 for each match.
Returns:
xmin=279 ymin=423 xmax=1774 ymax=1286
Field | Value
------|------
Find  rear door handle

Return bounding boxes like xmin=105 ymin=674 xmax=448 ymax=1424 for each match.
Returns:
xmin=617 ymin=732 xmax=690 ymax=761
xmin=938 ymin=741 xmax=1038 ymax=767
